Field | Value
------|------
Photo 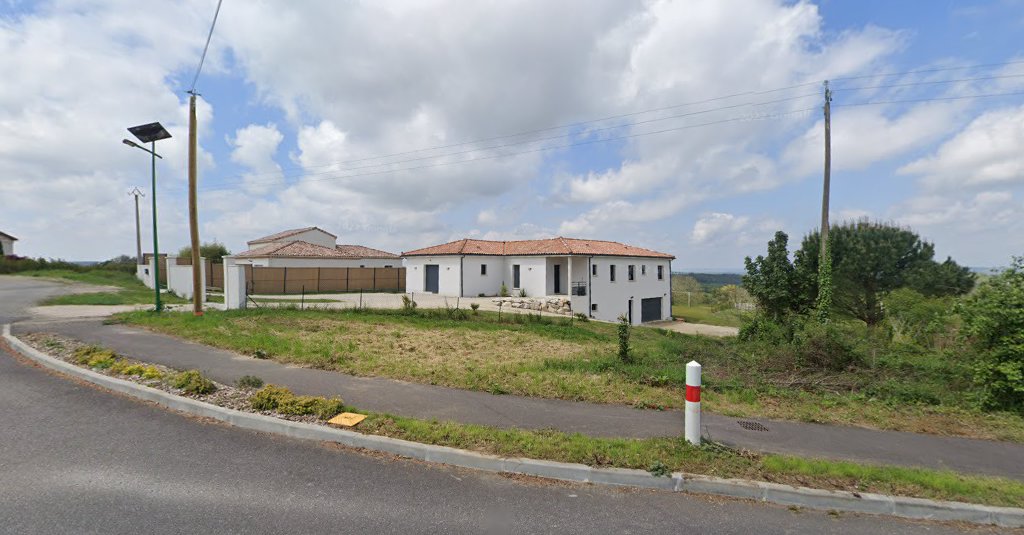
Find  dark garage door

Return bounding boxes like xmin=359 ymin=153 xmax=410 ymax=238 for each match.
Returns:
xmin=641 ymin=297 xmax=662 ymax=323
xmin=425 ymin=264 xmax=439 ymax=293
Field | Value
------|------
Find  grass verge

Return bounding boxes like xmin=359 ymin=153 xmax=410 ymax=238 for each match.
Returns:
xmin=115 ymin=307 xmax=1024 ymax=442
xmin=22 ymin=331 xmax=1024 ymax=509
xmin=17 ymin=269 xmax=186 ymax=305
xmin=671 ymin=304 xmax=750 ymax=327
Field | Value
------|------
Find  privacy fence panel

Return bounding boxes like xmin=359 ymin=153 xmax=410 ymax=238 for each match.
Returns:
xmin=247 ymin=266 xmax=406 ymax=294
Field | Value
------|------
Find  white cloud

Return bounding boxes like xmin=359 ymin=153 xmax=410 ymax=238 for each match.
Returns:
xmin=229 ymin=123 xmax=284 ymax=194
xmin=690 ymin=213 xmax=750 ymax=244
xmin=476 ymin=209 xmax=498 ymax=226
xmin=898 ymin=105 xmax=1024 ymax=190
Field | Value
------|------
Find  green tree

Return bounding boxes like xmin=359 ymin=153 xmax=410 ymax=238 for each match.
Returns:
xmin=959 ymin=257 xmax=1024 ymax=411
xmin=743 ymin=231 xmax=812 ymax=320
xmin=178 ymin=241 xmax=231 ymax=262
xmin=906 ymin=257 xmax=976 ymax=297
xmin=671 ymin=275 xmax=704 ymax=305
xmin=796 ymin=221 xmax=967 ymax=326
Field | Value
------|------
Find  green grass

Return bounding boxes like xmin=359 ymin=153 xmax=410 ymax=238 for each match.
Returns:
xmin=17 ymin=269 xmax=187 ymax=305
xmin=671 ymin=304 xmax=749 ymax=328
xmin=252 ymin=297 xmax=341 ymax=304
xmin=117 ymin=307 xmax=1024 ymax=442
xmin=349 ymin=406 xmax=1024 ymax=507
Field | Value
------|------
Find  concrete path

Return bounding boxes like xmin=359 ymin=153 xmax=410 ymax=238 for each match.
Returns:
xmin=16 ymin=317 xmax=1024 ymax=481
xmin=648 ymin=319 xmax=739 ymax=337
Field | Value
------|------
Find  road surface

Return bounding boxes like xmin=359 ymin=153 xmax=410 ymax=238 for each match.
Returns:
xmin=0 ymin=275 xmax=981 ymax=533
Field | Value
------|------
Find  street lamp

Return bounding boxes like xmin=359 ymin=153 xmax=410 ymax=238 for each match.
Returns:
xmin=124 ymin=122 xmax=172 ymax=312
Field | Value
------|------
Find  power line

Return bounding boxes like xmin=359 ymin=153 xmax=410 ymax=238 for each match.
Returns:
xmin=188 ymin=0 xmax=224 ymax=94
xmin=202 ymin=86 xmax=1024 ymax=194
xmin=208 ymin=59 xmax=1024 ymax=185
xmin=833 ymin=72 xmax=1024 ymax=92
xmin=210 ymin=91 xmax=820 ymax=188
xmin=200 ymin=106 xmax=819 ymax=193
xmin=833 ymin=89 xmax=1024 ymax=107
xmin=829 ymin=58 xmax=1024 ymax=83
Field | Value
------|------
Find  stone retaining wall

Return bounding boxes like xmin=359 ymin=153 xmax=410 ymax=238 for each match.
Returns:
xmin=491 ymin=297 xmax=572 ymax=315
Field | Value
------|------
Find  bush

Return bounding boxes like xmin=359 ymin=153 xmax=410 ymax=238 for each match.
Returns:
xmin=250 ymin=384 xmax=293 ymax=411
xmin=518 ymin=288 xmax=528 ymax=298
xmin=170 ymin=370 xmax=217 ymax=395
xmin=235 ymin=375 xmax=265 ymax=389
xmin=249 ymin=385 xmax=345 ymax=419
xmin=739 ymin=313 xmax=792 ymax=344
xmin=617 ymin=314 xmax=632 ymax=363
xmin=401 ymin=294 xmax=417 ymax=313
xmin=959 ymin=257 xmax=1024 ymax=412
xmin=73 ymin=345 xmax=115 ymax=365
xmin=884 ymin=288 xmax=956 ymax=349
xmin=499 ymin=283 xmax=510 ymax=297
xmin=140 ymin=366 xmax=163 ymax=380
xmin=791 ymin=321 xmax=863 ymax=371
xmin=470 ymin=303 xmax=480 ymax=314
xmin=574 ymin=312 xmax=589 ymax=322
xmin=253 ymin=349 xmax=270 ymax=359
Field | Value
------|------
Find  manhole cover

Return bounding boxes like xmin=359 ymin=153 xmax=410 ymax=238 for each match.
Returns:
xmin=737 ymin=420 xmax=769 ymax=432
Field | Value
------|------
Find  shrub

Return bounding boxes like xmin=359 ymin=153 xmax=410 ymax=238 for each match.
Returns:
xmin=88 ymin=354 xmax=117 ymax=369
xmin=253 ymin=349 xmax=270 ymax=359
xmin=235 ymin=375 xmax=265 ymax=389
xmin=791 ymin=321 xmax=863 ymax=371
xmin=884 ymin=288 xmax=956 ymax=349
xmin=170 ymin=370 xmax=217 ymax=395
xmin=470 ymin=303 xmax=480 ymax=314
xmin=401 ymin=294 xmax=417 ymax=313
xmin=617 ymin=314 xmax=632 ymax=364
xmin=141 ymin=366 xmax=163 ymax=380
xmin=249 ymin=385 xmax=344 ymax=419
xmin=574 ymin=312 xmax=589 ymax=322
xmin=738 ymin=313 xmax=792 ymax=344
xmin=958 ymin=257 xmax=1024 ymax=412
xmin=499 ymin=283 xmax=510 ymax=297
xmin=73 ymin=345 xmax=114 ymax=365
xmin=518 ymin=288 xmax=528 ymax=298
xmin=250 ymin=384 xmax=293 ymax=411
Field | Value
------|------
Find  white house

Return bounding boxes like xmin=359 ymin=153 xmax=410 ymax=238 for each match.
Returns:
xmin=403 ymin=237 xmax=674 ymax=325
xmin=227 ymin=227 xmax=400 ymax=268
xmin=0 ymin=230 xmax=17 ymax=256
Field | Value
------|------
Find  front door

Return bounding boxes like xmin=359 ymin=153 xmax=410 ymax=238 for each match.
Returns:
xmin=553 ymin=264 xmax=561 ymax=294
xmin=425 ymin=264 xmax=439 ymax=293
xmin=627 ymin=298 xmax=633 ymax=324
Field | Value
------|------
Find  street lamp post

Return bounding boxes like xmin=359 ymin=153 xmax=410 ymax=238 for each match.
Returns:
xmin=124 ymin=122 xmax=172 ymax=312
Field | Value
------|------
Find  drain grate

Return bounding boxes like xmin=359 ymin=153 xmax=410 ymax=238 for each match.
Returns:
xmin=737 ymin=420 xmax=770 ymax=432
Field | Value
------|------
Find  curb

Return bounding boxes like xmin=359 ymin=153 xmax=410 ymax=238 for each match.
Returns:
xmin=4 ymin=324 xmax=1022 ymax=528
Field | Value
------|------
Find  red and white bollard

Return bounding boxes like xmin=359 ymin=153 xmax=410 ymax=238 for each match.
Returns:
xmin=685 ymin=360 xmax=701 ymax=445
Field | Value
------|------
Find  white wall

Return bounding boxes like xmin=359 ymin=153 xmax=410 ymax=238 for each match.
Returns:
xmin=461 ymin=256 xmax=505 ymax=297
xmin=0 ymin=236 xmax=14 ymax=256
xmin=544 ymin=257 xmax=569 ymax=295
xmin=165 ymin=257 xmax=206 ymax=302
xmin=588 ymin=256 xmax=671 ymax=325
xmin=404 ymin=256 xmax=462 ymax=295
xmin=224 ymin=263 xmax=246 ymax=309
xmin=504 ymin=256 xmax=546 ymax=298
xmin=136 ymin=257 xmax=156 ymax=289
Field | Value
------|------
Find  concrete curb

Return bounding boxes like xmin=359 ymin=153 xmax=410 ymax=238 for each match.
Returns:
xmin=5 ymin=324 xmax=1022 ymax=528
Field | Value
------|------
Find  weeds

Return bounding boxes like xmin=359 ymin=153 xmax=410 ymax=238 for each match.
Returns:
xmin=170 ymin=370 xmax=217 ymax=395
xmin=235 ymin=375 xmax=265 ymax=389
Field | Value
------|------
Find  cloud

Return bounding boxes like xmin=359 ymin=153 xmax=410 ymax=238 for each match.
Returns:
xmin=898 ymin=105 xmax=1024 ymax=190
xmin=690 ymin=213 xmax=750 ymax=244
xmin=229 ymin=123 xmax=284 ymax=194
xmin=476 ymin=209 xmax=497 ymax=226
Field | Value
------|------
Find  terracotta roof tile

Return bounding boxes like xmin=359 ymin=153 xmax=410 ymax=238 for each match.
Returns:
xmin=248 ymin=226 xmax=337 ymax=245
xmin=403 ymin=237 xmax=673 ymax=259
xmin=335 ymin=244 xmax=400 ymax=259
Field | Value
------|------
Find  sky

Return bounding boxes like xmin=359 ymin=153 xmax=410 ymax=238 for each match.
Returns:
xmin=1 ymin=0 xmax=1023 ymax=270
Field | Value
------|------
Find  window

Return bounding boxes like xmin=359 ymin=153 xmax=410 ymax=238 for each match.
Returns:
xmin=628 ymin=265 xmax=635 ymax=281
xmin=592 ymin=263 xmax=597 ymax=276
xmin=657 ymin=265 xmax=664 ymax=280
xmin=384 ymin=264 xmax=393 ymax=268
xmin=641 ymin=265 xmax=646 ymax=276
xmin=609 ymin=265 xmax=616 ymax=282
xmin=513 ymin=264 xmax=521 ymax=288
xmin=591 ymin=303 xmax=598 ymax=312
xmin=481 ymin=264 xmax=487 ymax=275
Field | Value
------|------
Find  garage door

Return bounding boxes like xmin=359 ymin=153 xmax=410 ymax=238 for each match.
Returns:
xmin=425 ymin=264 xmax=439 ymax=293
xmin=641 ymin=297 xmax=662 ymax=322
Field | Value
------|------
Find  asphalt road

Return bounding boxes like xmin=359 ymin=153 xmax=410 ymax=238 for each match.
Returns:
xmin=0 ymin=276 xmax=984 ymax=533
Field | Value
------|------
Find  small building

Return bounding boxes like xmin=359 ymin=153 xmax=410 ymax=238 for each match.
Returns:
xmin=230 ymin=227 xmax=399 ymax=268
xmin=403 ymin=237 xmax=674 ymax=325
xmin=0 ymin=230 xmax=17 ymax=256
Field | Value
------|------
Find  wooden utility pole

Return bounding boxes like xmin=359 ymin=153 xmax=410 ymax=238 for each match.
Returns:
xmin=820 ymin=80 xmax=832 ymax=261
xmin=188 ymin=93 xmax=203 ymax=316
xmin=129 ymin=187 xmax=144 ymax=264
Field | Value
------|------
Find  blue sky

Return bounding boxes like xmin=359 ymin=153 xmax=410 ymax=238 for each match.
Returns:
xmin=1 ymin=0 xmax=1022 ymax=270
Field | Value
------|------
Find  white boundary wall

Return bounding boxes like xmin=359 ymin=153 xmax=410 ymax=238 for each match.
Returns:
xmin=164 ymin=257 xmax=206 ymax=302
xmin=136 ymin=257 xmax=156 ymax=289
xmin=224 ymin=262 xmax=247 ymax=309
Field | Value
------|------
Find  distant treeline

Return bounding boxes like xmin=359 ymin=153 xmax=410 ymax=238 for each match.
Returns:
xmin=672 ymin=272 xmax=742 ymax=290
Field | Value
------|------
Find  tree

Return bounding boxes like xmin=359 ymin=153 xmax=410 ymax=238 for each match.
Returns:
xmin=671 ymin=275 xmax=704 ymax=305
xmin=906 ymin=257 xmax=975 ymax=297
xmin=743 ymin=231 xmax=811 ymax=320
xmin=178 ymin=241 xmax=231 ymax=262
xmin=795 ymin=220 xmax=969 ymax=326
xmin=958 ymin=257 xmax=1024 ymax=411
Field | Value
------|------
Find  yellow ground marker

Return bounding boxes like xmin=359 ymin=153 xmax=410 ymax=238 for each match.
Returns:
xmin=328 ymin=412 xmax=367 ymax=427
